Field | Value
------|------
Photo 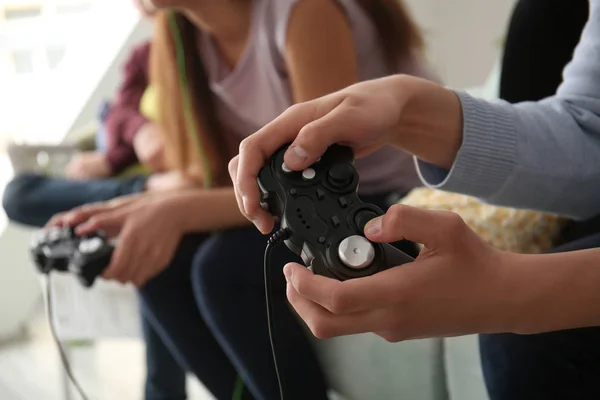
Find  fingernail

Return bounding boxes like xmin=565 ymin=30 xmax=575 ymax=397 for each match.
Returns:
xmin=287 ymin=146 xmax=309 ymax=165
xmin=365 ymin=217 xmax=382 ymax=236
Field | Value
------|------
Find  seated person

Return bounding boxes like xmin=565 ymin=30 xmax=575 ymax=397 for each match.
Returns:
xmin=3 ymin=2 xmax=191 ymax=399
xmin=2 ymin=19 xmax=196 ymax=229
xmin=48 ymin=1 xmax=438 ymax=399
xmin=230 ymin=2 xmax=600 ymax=399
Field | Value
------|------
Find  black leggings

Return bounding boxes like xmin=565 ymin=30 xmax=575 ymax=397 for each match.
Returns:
xmin=139 ymin=193 xmax=417 ymax=400
xmin=499 ymin=0 xmax=588 ymax=103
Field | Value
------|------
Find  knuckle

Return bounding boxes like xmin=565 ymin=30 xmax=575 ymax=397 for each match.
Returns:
xmin=386 ymin=204 xmax=407 ymax=227
xmin=87 ymin=216 xmax=102 ymax=226
xmin=227 ymin=156 xmax=239 ymax=174
xmin=328 ymin=288 xmax=349 ymax=314
xmin=443 ymin=211 xmax=467 ymax=233
xmin=309 ymin=319 xmax=334 ymax=340
xmin=285 ymin=102 xmax=304 ymax=115
xmin=344 ymin=93 xmax=367 ymax=110
xmin=292 ymin=277 xmax=308 ymax=296
xmin=382 ymin=332 xmax=403 ymax=343
xmin=238 ymin=137 xmax=255 ymax=154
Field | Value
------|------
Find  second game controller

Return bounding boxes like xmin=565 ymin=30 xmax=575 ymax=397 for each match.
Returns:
xmin=30 ymin=226 xmax=114 ymax=287
xmin=258 ymin=144 xmax=414 ymax=280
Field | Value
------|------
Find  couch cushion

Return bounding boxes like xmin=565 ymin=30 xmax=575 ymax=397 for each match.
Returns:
xmin=313 ymin=335 xmax=447 ymax=400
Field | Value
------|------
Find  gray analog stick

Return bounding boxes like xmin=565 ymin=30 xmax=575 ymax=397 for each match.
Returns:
xmin=338 ymin=235 xmax=375 ymax=270
xmin=79 ymin=237 xmax=103 ymax=254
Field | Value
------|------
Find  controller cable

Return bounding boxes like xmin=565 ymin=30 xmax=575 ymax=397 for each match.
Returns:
xmin=264 ymin=228 xmax=291 ymax=400
xmin=43 ymin=270 xmax=90 ymax=400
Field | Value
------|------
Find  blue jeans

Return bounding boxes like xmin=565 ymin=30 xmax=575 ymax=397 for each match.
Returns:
xmin=139 ymin=194 xmax=418 ymax=400
xmin=2 ymin=173 xmax=187 ymax=400
xmin=480 ymin=232 xmax=600 ymax=400
xmin=2 ymin=174 xmax=147 ymax=227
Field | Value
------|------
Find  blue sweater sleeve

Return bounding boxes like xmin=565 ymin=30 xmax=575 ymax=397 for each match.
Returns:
xmin=416 ymin=0 xmax=600 ymax=220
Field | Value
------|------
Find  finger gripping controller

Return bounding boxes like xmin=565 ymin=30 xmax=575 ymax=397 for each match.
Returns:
xmin=258 ymin=144 xmax=414 ymax=280
xmin=30 ymin=226 xmax=113 ymax=288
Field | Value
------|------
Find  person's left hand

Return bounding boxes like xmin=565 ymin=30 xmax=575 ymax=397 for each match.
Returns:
xmin=66 ymin=151 xmax=111 ymax=179
xmin=51 ymin=193 xmax=186 ymax=287
xmin=284 ymin=204 xmax=525 ymax=341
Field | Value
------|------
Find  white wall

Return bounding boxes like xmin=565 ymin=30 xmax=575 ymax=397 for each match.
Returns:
xmin=405 ymin=0 xmax=516 ymax=88
xmin=66 ymin=19 xmax=153 ymax=134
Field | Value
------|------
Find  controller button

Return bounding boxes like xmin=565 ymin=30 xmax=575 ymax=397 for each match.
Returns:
xmin=318 ymin=236 xmax=326 ymax=244
xmin=260 ymin=201 xmax=269 ymax=211
xmin=328 ymin=164 xmax=354 ymax=187
xmin=79 ymin=237 xmax=103 ymax=254
xmin=302 ymin=168 xmax=316 ymax=180
xmin=282 ymin=162 xmax=292 ymax=173
xmin=316 ymin=189 xmax=325 ymax=200
xmin=332 ymin=215 xmax=341 ymax=227
xmin=338 ymin=197 xmax=349 ymax=208
xmin=290 ymin=188 xmax=298 ymax=197
xmin=48 ymin=228 xmax=61 ymax=243
xmin=338 ymin=235 xmax=375 ymax=270
xmin=355 ymin=210 xmax=379 ymax=233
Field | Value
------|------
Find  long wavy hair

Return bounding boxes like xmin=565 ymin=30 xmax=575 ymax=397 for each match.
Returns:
xmin=149 ymin=1 xmax=423 ymax=187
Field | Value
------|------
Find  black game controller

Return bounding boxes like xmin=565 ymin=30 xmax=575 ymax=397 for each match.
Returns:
xmin=258 ymin=144 xmax=414 ymax=280
xmin=30 ymin=226 xmax=114 ymax=288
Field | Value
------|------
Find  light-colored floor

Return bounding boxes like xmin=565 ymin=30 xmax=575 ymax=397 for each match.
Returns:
xmin=0 ymin=305 xmax=214 ymax=400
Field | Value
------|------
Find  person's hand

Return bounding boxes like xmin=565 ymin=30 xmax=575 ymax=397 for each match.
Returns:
xmin=55 ymin=193 xmax=184 ymax=286
xmin=66 ymin=151 xmax=111 ymax=179
xmin=229 ymin=76 xmax=411 ymax=234
xmin=45 ymin=193 xmax=144 ymax=231
xmin=134 ymin=123 xmax=165 ymax=172
xmin=146 ymin=171 xmax=201 ymax=192
xmin=283 ymin=204 xmax=525 ymax=341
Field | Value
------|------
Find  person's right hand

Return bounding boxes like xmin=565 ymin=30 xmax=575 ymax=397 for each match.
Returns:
xmin=45 ymin=193 xmax=144 ymax=234
xmin=283 ymin=204 xmax=525 ymax=340
xmin=46 ymin=192 xmax=186 ymax=287
xmin=229 ymin=75 xmax=415 ymax=234
xmin=134 ymin=123 xmax=165 ymax=172
xmin=66 ymin=151 xmax=111 ymax=179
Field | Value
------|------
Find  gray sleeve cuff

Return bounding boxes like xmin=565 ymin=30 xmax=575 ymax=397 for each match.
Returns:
xmin=415 ymin=91 xmax=518 ymax=200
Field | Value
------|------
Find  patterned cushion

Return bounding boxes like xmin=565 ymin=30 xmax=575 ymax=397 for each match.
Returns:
xmin=400 ymin=188 xmax=566 ymax=254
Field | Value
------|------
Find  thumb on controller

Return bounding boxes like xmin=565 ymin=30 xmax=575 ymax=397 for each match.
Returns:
xmin=364 ymin=204 xmax=464 ymax=250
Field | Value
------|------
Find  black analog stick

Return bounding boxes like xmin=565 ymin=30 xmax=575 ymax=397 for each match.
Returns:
xmin=328 ymin=164 xmax=354 ymax=187
xmin=355 ymin=210 xmax=379 ymax=233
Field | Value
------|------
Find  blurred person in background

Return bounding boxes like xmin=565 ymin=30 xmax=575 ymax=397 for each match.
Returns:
xmin=2 ymin=0 xmax=197 ymax=229
xmin=2 ymin=1 xmax=191 ymax=399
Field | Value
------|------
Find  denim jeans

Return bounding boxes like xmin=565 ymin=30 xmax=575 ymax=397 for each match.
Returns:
xmin=2 ymin=174 xmax=147 ymax=227
xmin=480 ymin=232 xmax=600 ymax=400
xmin=2 ymin=173 xmax=188 ymax=400
xmin=138 ymin=193 xmax=418 ymax=400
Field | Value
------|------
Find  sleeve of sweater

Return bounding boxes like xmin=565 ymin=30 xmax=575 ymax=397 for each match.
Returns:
xmin=416 ymin=0 xmax=600 ymax=221
xmin=103 ymin=41 xmax=151 ymax=174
